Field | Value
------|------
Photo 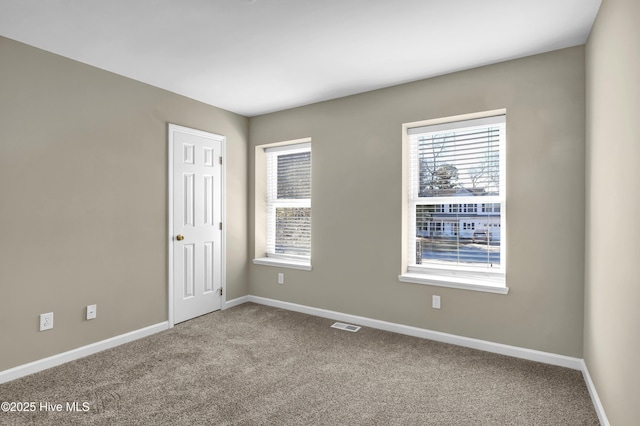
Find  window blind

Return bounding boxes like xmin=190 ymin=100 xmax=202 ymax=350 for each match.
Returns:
xmin=266 ymin=143 xmax=311 ymax=258
xmin=409 ymin=115 xmax=505 ymax=269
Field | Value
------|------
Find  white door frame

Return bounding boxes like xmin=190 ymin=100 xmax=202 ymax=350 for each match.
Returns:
xmin=168 ymin=123 xmax=227 ymax=328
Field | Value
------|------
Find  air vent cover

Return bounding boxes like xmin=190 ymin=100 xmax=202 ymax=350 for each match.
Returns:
xmin=331 ymin=322 xmax=361 ymax=332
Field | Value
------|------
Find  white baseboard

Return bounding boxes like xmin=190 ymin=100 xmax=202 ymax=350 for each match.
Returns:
xmin=580 ymin=360 xmax=610 ymax=426
xmin=224 ymin=295 xmax=250 ymax=310
xmin=247 ymin=295 xmax=583 ymax=370
xmin=0 ymin=321 xmax=169 ymax=384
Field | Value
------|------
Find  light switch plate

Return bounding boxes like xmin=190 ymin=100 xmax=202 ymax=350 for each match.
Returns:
xmin=86 ymin=304 xmax=97 ymax=320
xmin=432 ymin=295 xmax=441 ymax=309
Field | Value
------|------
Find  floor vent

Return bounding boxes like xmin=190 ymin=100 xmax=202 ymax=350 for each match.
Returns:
xmin=331 ymin=322 xmax=361 ymax=332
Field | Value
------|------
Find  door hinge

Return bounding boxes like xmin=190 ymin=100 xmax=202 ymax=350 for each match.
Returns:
xmin=219 ymin=222 xmax=222 ymax=230
xmin=219 ymin=156 xmax=223 ymax=165
xmin=219 ymin=287 xmax=223 ymax=296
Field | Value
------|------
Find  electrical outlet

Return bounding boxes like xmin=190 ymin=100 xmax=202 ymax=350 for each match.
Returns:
xmin=40 ymin=312 xmax=54 ymax=331
xmin=86 ymin=304 xmax=97 ymax=320
xmin=432 ymin=295 xmax=441 ymax=309
xmin=278 ymin=273 xmax=284 ymax=285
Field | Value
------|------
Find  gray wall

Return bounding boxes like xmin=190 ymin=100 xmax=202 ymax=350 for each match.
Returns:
xmin=0 ymin=37 xmax=249 ymax=371
xmin=585 ymin=0 xmax=640 ymax=424
xmin=249 ymin=46 xmax=586 ymax=358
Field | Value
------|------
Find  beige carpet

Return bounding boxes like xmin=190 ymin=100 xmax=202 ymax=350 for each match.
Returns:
xmin=0 ymin=303 xmax=599 ymax=425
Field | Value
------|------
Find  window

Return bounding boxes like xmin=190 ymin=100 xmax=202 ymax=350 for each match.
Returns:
xmin=463 ymin=204 xmax=477 ymax=213
xmin=481 ymin=203 xmax=500 ymax=214
xmin=400 ymin=112 xmax=507 ymax=293
xmin=252 ymin=142 xmax=312 ymax=270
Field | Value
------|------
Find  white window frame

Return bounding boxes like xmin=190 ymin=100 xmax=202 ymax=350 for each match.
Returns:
xmin=253 ymin=140 xmax=312 ymax=271
xmin=399 ymin=110 xmax=508 ymax=294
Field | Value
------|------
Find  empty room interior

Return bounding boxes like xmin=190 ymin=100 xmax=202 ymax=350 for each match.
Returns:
xmin=0 ymin=0 xmax=638 ymax=424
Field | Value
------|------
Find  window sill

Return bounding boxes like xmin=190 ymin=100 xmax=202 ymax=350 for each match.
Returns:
xmin=252 ymin=257 xmax=312 ymax=271
xmin=398 ymin=272 xmax=509 ymax=294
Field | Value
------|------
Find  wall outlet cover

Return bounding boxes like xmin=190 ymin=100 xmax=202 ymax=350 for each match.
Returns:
xmin=40 ymin=312 xmax=54 ymax=331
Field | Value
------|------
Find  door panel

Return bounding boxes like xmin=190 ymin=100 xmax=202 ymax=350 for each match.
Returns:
xmin=170 ymin=125 xmax=223 ymax=324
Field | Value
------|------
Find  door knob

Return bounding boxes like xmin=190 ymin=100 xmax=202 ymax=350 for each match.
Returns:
xmin=176 ymin=234 xmax=185 ymax=241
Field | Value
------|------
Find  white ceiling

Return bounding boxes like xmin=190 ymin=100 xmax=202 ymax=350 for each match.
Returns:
xmin=0 ymin=0 xmax=601 ymax=117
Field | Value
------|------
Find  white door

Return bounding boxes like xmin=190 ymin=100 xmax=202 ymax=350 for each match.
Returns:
xmin=169 ymin=124 xmax=224 ymax=324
